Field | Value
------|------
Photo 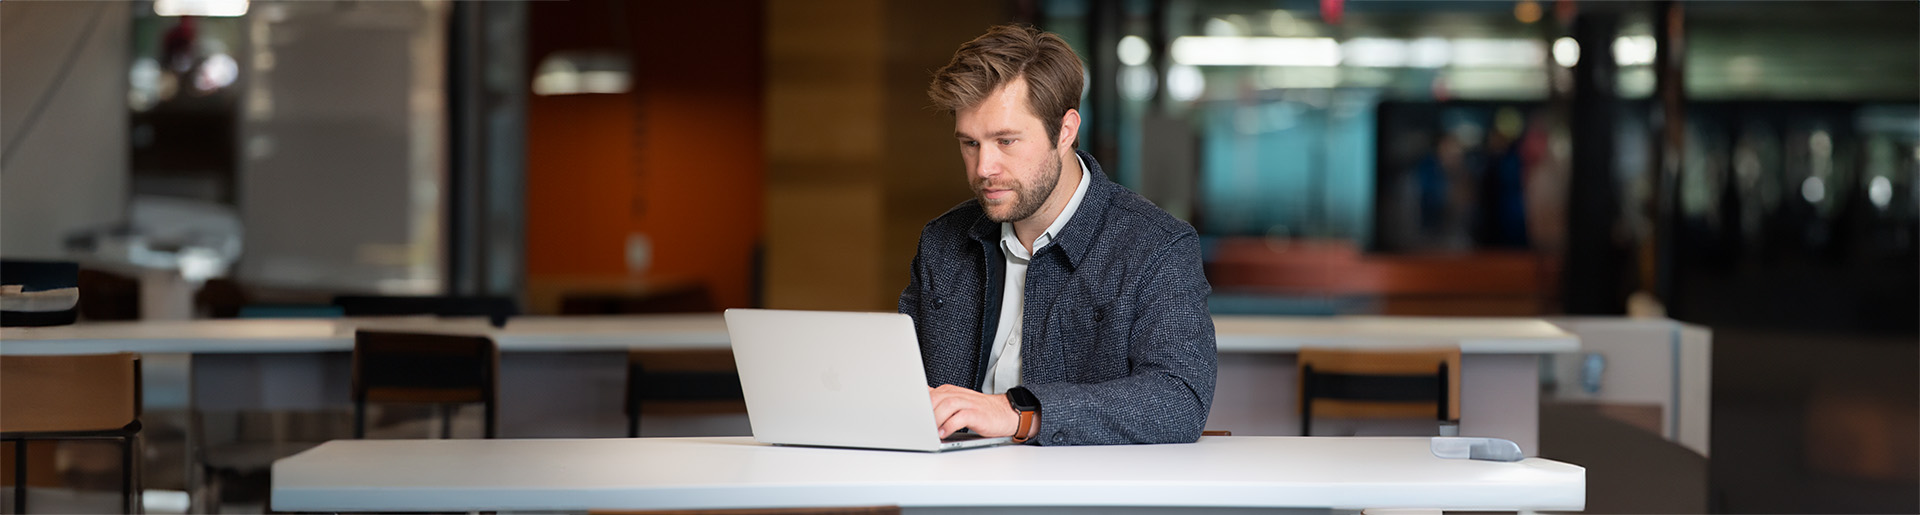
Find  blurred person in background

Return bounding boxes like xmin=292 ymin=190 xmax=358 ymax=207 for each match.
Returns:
xmin=1417 ymin=132 xmax=1476 ymax=250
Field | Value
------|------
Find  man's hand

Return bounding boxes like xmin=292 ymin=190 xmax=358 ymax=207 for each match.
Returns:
xmin=928 ymin=384 xmax=1019 ymax=438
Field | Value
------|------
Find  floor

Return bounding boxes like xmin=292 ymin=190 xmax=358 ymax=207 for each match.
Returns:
xmin=1706 ymin=328 xmax=1918 ymax=513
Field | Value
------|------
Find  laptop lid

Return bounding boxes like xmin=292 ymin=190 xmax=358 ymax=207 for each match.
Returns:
xmin=724 ymin=308 xmax=1007 ymax=452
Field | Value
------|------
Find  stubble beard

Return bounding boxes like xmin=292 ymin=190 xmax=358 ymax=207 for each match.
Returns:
xmin=977 ymin=150 xmax=1063 ymax=224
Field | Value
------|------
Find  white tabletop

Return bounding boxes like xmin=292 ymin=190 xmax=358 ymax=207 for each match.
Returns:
xmin=0 ymin=318 xmax=458 ymax=354
xmin=1 ymin=314 xmax=1576 ymax=355
xmin=0 ymin=315 xmax=722 ymax=355
xmin=1212 ymin=315 xmax=1578 ymax=353
xmin=271 ymin=436 xmax=1584 ymax=512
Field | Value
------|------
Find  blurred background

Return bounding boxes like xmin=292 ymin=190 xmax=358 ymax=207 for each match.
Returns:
xmin=1 ymin=0 xmax=1914 ymax=513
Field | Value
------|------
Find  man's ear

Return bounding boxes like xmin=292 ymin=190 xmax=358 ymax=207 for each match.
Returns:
xmin=1057 ymin=108 xmax=1081 ymax=148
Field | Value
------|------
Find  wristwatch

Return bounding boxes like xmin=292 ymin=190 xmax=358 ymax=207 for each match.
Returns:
xmin=1006 ymin=386 xmax=1041 ymax=443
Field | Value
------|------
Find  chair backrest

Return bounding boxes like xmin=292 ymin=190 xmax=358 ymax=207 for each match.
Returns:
xmin=562 ymin=284 xmax=714 ymax=315
xmin=77 ymin=268 xmax=141 ymax=321
xmin=0 ymin=353 xmax=140 ymax=433
xmin=353 ymin=331 xmax=497 ymax=404
xmin=1297 ymin=347 xmax=1462 ymax=422
xmin=626 ymin=350 xmax=744 ymax=408
xmin=333 ymin=295 xmax=519 ymax=327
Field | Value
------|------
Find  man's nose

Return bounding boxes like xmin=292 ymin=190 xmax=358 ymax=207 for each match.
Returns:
xmin=973 ymin=148 xmax=1002 ymax=181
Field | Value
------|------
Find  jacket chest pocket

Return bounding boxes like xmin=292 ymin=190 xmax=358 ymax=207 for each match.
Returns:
xmin=1049 ymin=299 xmax=1124 ymax=383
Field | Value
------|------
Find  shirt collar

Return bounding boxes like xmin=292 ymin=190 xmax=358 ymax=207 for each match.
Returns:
xmin=1000 ymin=154 xmax=1093 ymax=260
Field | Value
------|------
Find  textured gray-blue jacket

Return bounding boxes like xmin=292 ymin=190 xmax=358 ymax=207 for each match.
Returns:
xmin=898 ymin=150 xmax=1217 ymax=446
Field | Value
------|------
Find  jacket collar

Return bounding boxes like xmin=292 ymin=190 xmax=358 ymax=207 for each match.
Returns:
xmin=967 ymin=149 xmax=1114 ymax=271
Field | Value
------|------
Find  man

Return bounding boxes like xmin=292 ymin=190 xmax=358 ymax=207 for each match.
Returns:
xmin=901 ymin=24 xmax=1216 ymax=446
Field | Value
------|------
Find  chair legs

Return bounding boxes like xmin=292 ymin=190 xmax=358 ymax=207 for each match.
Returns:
xmin=484 ymin=401 xmax=496 ymax=439
xmin=12 ymin=440 xmax=25 ymax=515
xmin=1299 ymin=365 xmax=1315 ymax=437
xmin=1437 ymin=361 xmax=1450 ymax=427
xmin=355 ymin=402 xmax=496 ymax=439
xmin=5 ymin=436 xmax=139 ymax=514
xmin=121 ymin=435 xmax=137 ymax=514
xmin=200 ymin=464 xmax=221 ymax=514
xmin=118 ymin=438 xmax=130 ymax=514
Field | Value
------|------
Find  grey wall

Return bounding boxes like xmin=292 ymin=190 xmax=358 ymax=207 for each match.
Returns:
xmin=1 ymin=1 xmax=131 ymax=259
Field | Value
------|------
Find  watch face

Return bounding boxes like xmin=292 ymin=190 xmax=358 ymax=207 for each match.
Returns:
xmin=1008 ymin=386 xmax=1040 ymax=411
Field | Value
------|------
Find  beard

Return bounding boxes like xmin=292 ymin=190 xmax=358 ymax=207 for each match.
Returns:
xmin=976 ymin=151 xmax=1063 ymax=223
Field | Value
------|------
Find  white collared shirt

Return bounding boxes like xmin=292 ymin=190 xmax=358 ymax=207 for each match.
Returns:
xmin=980 ymin=154 xmax=1092 ymax=395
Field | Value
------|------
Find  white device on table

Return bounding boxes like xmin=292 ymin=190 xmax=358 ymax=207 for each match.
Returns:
xmin=723 ymin=308 xmax=1014 ymax=452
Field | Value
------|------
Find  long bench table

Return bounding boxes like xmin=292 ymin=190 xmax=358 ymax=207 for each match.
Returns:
xmin=0 ymin=314 xmax=1576 ymax=451
xmin=271 ymin=436 xmax=1585 ymax=513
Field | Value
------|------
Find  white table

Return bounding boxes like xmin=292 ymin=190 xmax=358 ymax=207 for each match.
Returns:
xmin=1546 ymin=318 xmax=1712 ymax=457
xmin=1 ymin=314 xmax=1573 ymax=354
xmin=0 ymin=314 xmax=1577 ymax=450
xmin=271 ymin=436 xmax=1585 ymax=513
xmin=1212 ymin=315 xmax=1576 ymax=352
xmin=1206 ymin=316 xmax=1575 ymax=454
xmin=0 ymin=314 xmax=1572 ymax=354
xmin=0 ymin=314 xmax=728 ymax=355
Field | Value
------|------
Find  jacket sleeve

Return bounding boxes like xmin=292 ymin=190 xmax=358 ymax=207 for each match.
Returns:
xmin=1022 ymin=232 xmax=1217 ymax=445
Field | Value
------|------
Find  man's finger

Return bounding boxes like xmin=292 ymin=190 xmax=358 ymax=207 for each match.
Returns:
xmin=934 ymin=402 xmax=967 ymax=434
xmin=936 ymin=411 xmax=957 ymax=438
xmin=930 ymin=395 xmax=961 ymax=419
xmin=939 ymin=412 xmax=970 ymax=438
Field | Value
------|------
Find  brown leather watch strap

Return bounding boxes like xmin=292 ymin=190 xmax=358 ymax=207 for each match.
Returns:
xmin=1011 ymin=410 xmax=1038 ymax=443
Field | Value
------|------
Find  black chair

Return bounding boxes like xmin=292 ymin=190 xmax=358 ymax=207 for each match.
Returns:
xmin=352 ymin=331 xmax=498 ymax=439
xmin=0 ymin=260 xmax=79 ymax=327
xmin=193 ymin=411 xmax=335 ymax=514
xmin=1298 ymin=347 xmax=1461 ymax=437
xmin=625 ymin=350 xmax=745 ymax=438
xmin=332 ymin=295 xmax=518 ymax=327
xmin=75 ymin=268 xmax=140 ymax=321
xmin=1 ymin=353 xmax=142 ymax=513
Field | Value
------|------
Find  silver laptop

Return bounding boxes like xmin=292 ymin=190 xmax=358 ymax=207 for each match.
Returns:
xmin=724 ymin=308 xmax=1013 ymax=452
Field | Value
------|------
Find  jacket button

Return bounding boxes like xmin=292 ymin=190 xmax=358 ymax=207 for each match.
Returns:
xmin=933 ymin=297 xmax=945 ymax=310
xmin=1050 ymin=434 xmax=1064 ymax=444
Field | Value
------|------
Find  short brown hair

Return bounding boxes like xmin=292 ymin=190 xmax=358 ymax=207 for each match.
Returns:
xmin=928 ymin=24 xmax=1085 ymax=147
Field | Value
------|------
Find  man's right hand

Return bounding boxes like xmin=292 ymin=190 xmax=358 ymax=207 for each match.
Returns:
xmin=928 ymin=384 xmax=1020 ymax=438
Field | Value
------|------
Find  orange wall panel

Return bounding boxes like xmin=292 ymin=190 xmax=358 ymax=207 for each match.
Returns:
xmin=526 ymin=1 xmax=763 ymax=311
xmin=525 ymin=94 xmax=639 ymax=278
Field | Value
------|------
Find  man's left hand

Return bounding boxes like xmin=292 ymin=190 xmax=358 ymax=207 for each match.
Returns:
xmin=928 ymin=384 xmax=1019 ymax=438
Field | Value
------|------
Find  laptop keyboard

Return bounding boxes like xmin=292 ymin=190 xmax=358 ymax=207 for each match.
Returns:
xmin=941 ymin=432 xmax=990 ymax=443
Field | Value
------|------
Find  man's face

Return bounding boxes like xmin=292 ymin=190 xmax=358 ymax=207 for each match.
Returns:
xmin=954 ymin=80 xmax=1064 ymax=224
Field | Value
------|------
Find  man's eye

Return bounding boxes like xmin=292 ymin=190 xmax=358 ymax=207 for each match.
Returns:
xmin=999 ymin=139 xmax=1015 ymax=146
xmin=961 ymin=140 xmax=979 ymax=148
